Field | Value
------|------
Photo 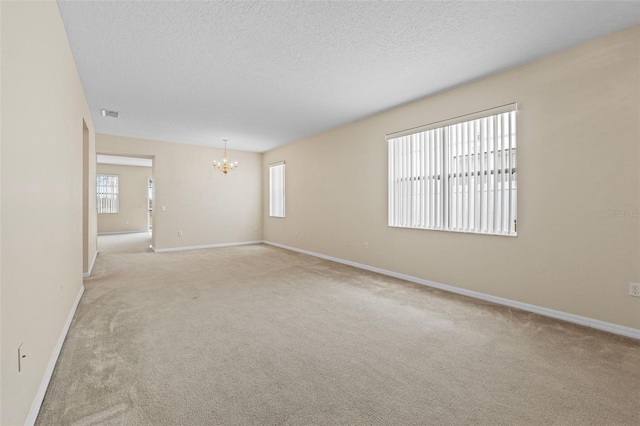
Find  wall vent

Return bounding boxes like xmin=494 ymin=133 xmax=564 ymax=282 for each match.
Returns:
xmin=101 ymin=109 xmax=120 ymax=118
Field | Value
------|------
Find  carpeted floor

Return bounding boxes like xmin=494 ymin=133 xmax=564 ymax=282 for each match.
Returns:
xmin=37 ymin=240 xmax=639 ymax=425
xmin=97 ymin=232 xmax=152 ymax=254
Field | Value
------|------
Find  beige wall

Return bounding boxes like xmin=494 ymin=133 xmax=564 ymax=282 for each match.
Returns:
xmin=97 ymin=163 xmax=152 ymax=234
xmin=263 ymin=25 xmax=640 ymax=330
xmin=97 ymin=134 xmax=262 ymax=250
xmin=1 ymin=1 xmax=96 ymax=424
xmin=0 ymin=1 xmax=3 ymax=421
xmin=83 ymin=120 xmax=97 ymax=275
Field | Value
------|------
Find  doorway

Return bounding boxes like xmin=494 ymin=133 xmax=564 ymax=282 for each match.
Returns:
xmin=95 ymin=154 xmax=154 ymax=252
xmin=148 ymin=176 xmax=153 ymax=231
xmin=82 ymin=120 xmax=90 ymax=275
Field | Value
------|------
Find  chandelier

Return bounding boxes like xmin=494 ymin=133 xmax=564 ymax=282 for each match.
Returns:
xmin=213 ymin=139 xmax=238 ymax=175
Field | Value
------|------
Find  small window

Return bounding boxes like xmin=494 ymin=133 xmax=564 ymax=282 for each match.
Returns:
xmin=97 ymin=174 xmax=119 ymax=214
xmin=269 ymin=162 xmax=285 ymax=218
xmin=387 ymin=104 xmax=517 ymax=236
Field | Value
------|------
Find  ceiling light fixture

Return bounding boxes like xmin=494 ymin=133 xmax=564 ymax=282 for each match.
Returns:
xmin=101 ymin=109 xmax=120 ymax=118
xmin=213 ymin=139 xmax=238 ymax=175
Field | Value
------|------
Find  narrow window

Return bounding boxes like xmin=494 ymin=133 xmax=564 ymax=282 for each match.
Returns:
xmin=387 ymin=104 xmax=517 ymax=236
xmin=269 ymin=162 xmax=285 ymax=218
xmin=97 ymin=174 xmax=119 ymax=214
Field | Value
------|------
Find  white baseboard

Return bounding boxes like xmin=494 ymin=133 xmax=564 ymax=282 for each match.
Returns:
xmin=98 ymin=230 xmax=150 ymax=235
xmin=82 ymin=251 xmax=98 ymax=278
xmin=263 ymin=241 xmax=640 ymax=340
xmin=25 ymin=285 xmax=85 ymax=426
xmin=151 ymin=240 xmax=263 ymax=253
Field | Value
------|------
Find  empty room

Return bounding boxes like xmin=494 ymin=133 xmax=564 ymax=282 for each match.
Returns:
xmin=1 ymin=1 xmax=639 ymax=425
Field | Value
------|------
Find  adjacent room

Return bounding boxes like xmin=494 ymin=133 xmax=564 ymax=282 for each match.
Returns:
xmin=95 ymin=155 xmax=153 ymax=254
xmin=1 ymin=1 xmax=639 ymax=425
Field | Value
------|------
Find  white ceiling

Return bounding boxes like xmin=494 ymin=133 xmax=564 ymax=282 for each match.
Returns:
xmin=58 ymin=1 xmax=640 ymax=153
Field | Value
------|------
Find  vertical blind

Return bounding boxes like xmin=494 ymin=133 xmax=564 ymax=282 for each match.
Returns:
xmin=269 ymin=163 xmax=285 ymax=218
xmin=97 ymin=174 xmax=119 ymax=214
xmin=387 ymin=105 xmax=517 ymax=236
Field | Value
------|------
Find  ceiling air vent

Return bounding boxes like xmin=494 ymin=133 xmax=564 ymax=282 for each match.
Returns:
xmin=101 ymin=109 xmax=120 ymax=118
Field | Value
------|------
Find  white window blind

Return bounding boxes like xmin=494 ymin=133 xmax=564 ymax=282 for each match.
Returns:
xmin=387 ymin=105 xmax=517 ymax=236
xmin=97 ymin=174 xmax=119 ymax=214
xmin=269 ymin=163 xmax=285 ymax=218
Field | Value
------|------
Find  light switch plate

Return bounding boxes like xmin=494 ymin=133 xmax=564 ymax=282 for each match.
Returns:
xmin=18 ymin=343 xmax=24 ymax=372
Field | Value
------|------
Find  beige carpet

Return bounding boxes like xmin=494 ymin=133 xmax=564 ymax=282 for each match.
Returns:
xmin=97 ymin=232 xmax=152 ymax=254
xmin=37 ymin=243 xmax=639 ymax=425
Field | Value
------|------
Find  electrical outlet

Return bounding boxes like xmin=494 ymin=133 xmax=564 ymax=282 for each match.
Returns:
xmin=630 ymin=283 xmax=640 ymax=297
xmin=364 ymin=242 xmax=369 ymax=250
xmin=161 ymin=205 xmax=166 ymax=212
xmin=178 ymin=231 xmax=183 ymax=236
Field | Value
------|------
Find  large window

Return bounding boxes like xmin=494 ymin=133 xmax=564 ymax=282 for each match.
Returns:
xmin=269 ymin=162 xmax=285 ymax=218
xmin=387 ymin=104 xmax=517 ymax=236
xmin=97 ymin=174 xmax=119 ymax=214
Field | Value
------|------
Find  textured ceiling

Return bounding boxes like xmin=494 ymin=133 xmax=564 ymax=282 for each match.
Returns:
xmin=58 ymin=1 xmax=640 ymax=152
